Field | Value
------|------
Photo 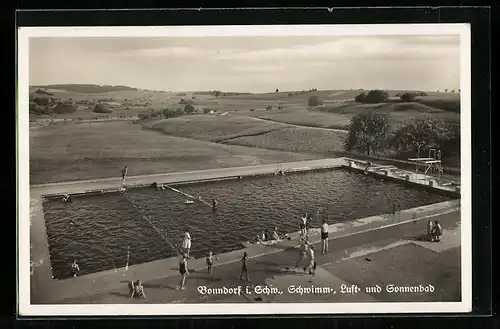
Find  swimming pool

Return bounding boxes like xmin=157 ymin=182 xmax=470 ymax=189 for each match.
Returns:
xmin=42 ymin=168 xmax=454 ymax=279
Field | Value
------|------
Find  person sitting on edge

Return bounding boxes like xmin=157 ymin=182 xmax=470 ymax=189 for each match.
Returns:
xmin=129 ymin=280 xmax=146 ymax=299
xmin=272 ymin=226 xmax=289 ymax=241
xmin=364 ymin=161 xmax=372 ymax=175
xmin=71 ymin=259 xmax=80 ymax=278
xmin=431 ymin=220 xmax=443 ymax=242
xmin=264 ymin=228 xmax=271 ymax=241
xmin=427 ymin=220 xmax=434 ymax=240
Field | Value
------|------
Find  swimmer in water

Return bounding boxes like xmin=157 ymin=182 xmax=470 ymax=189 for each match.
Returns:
xmin=212 ymin=199 xmax=218 ymax=211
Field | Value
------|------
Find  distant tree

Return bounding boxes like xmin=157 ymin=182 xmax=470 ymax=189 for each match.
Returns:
xmin=354 ymin=93 xmax=366 ymax=103
xmin=179 ymin=98 xmax=186 ymax=104
xmin=400 ymin=92 xmax=416 ymax=102
xmin=54 ymin=102 xmax=78 ymax=114
xmin=214 ymin=91 xmax=221 ymax=97
xmin=363 ymin=89 xmax=389 ymax=103
xmin=344 ymin=111 xmax=389 ymax=156
xmin=275 ymin=88 xmax=279 ymax=92
xmin=184 ymin=103 xmax=196 ymax=114
xmin=308 ymin=95 xmax=322 ymax=107
xmin=32 ymin=97 xmax=50 ymax=106
xmin=93 ymin=103 xmax=112 ymax=113
xmin=287 ymin=92 xmax=294 ymax=97
xmin=444 ymin=89 xmax=448 ymax=92
xmin=389 ymin=116 xmax=451 ymax=156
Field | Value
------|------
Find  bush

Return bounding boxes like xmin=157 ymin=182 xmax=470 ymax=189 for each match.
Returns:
xmin=308 ymin=95 xmax=322 ymax=107
xmin=363 ymin=89 xmax=389 ymax=103
xmin=184 ymin=103 xmax=196 ymax=114
xmin=93 ymin=103 xmax=112 ymax=113
xmin=389 ymin=116 xmax=459 ymax=161
xmin=250 ymin=108 xmax=256 ymax=112
xmin=53 ymin=102 xmax=77 ymax=114
xmin=400 ymin=92 xmax=416 ymax=102
xmin=203 ymin=108 xmax=211 ymax=114
xmin=32 ymin=97 xmax=50 ymax=106
xmin=344 ymin=111 xmax=389 ymax=156
xmin=266 ymin=105 xmax=272 ymax=110
xmin=163 ymin=108 xmax=185 ymax=119
xmin=354 ymin=93 xmax=366 ymax=103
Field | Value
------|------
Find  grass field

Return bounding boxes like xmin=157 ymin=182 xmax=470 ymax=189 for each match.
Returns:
xmin=29 ymin=85 xmax=461 ymax=184
xmin=29 ymin=121 xmax=320 ymax=184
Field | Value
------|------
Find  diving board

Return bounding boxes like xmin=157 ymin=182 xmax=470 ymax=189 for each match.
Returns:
xmin=408 ymin=148 xmax=443 ymax=180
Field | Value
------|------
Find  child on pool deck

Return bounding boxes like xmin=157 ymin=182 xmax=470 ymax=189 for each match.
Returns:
xmin=206 ymin=251 xmax=214 ymax=274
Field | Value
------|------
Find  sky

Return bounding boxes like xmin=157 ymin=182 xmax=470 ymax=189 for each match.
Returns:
xmin=29 ymin=35 xmax=461 ymax=93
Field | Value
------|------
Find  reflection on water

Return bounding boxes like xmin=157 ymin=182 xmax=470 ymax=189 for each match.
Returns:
xmin=43 ymin=169 xmax=452 ymax=279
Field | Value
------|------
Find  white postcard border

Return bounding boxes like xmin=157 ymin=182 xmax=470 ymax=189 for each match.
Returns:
xmin=17 ymin=23 xmax=472 ymax=316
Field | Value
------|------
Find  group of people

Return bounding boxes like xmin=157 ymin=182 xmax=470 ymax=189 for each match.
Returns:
xmin=256 ymin=226 xmax=290 ymax=243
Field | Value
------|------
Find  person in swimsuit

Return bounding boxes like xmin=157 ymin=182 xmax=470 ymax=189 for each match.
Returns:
xmin=181 ymin=232 xmax=192 ymax=258
xmin=178 ymin=254 xmax=189 ymax=290
xmin=321 ymin=218 xmax=329 ymax=254
xmin=299 ymin=214 xmax=307 ymax=240
xmin=129 ymin=280 xmax=146 ymax=299
xmin=239 ymin=252 xmax=249 ymax=281
xmin=272 ymin=227 xmax=281 ymax=241
xmin=121 ymin=165 xmax=128 ymax=182
xmin=206 ymin=251 xmax=214 ymax=274
xmin=264 ymin=228 xmax=270 ymax=241
xmin=307 ymin=245 xmax=316 ymax=275
xmin=431 ymin=220 xmax=443 ymax=242
xmin=71 ymin=259 xmax=80 ymax=277
xmin=296 ymin=241 xmax=309 ymax=269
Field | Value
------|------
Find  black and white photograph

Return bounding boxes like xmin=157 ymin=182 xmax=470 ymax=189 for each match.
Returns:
xmin=18 ymin=24 xmax=471 ymax=316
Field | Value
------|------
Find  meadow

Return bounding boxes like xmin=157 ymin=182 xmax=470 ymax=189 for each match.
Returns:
xmin=28 ymin=85 xmax=461 ymax=184
xmin=29 ymin=121 xmax=320 ymax=184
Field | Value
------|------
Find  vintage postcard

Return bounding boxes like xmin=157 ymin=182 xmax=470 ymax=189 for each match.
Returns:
xmin=17 ymin=23 xmax=471 ymax=316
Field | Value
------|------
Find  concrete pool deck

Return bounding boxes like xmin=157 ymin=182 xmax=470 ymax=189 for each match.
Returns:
xmin=55 ymin=210 xmax=461 ymax=304
xmin=28 ymin=157 xmax=462 ymax=304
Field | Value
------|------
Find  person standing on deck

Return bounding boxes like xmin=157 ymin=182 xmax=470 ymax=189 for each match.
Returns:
xmin=431 ymin=220 xmax=443 ymax=242
xmin=206 ymin=251 xmax=214 ymax=275
xmin=181 ymin=232 xmax=192 ymax=258
xmin=239 ymin=252 xmax=249 ymax=281
xmin=299 ymin=214 xmax=308 ymax=240
xmin=71 ymin=259 xmax=80 ymax=278
xmin=321 ymin=218 xmax=329 ymax=254
xmin=296 ymin=240 xmax=309 ymax=269
xmin=307 ymin=245 xmax=316 ymax=276
xmin=177 ymin=254 xmax=189 ymax=290
xmin=121 ymin=165 xmax=128 ymax=183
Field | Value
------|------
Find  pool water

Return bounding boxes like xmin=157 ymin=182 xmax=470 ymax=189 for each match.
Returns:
xmin=42 ymin=169 xmax=453 ymax=279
